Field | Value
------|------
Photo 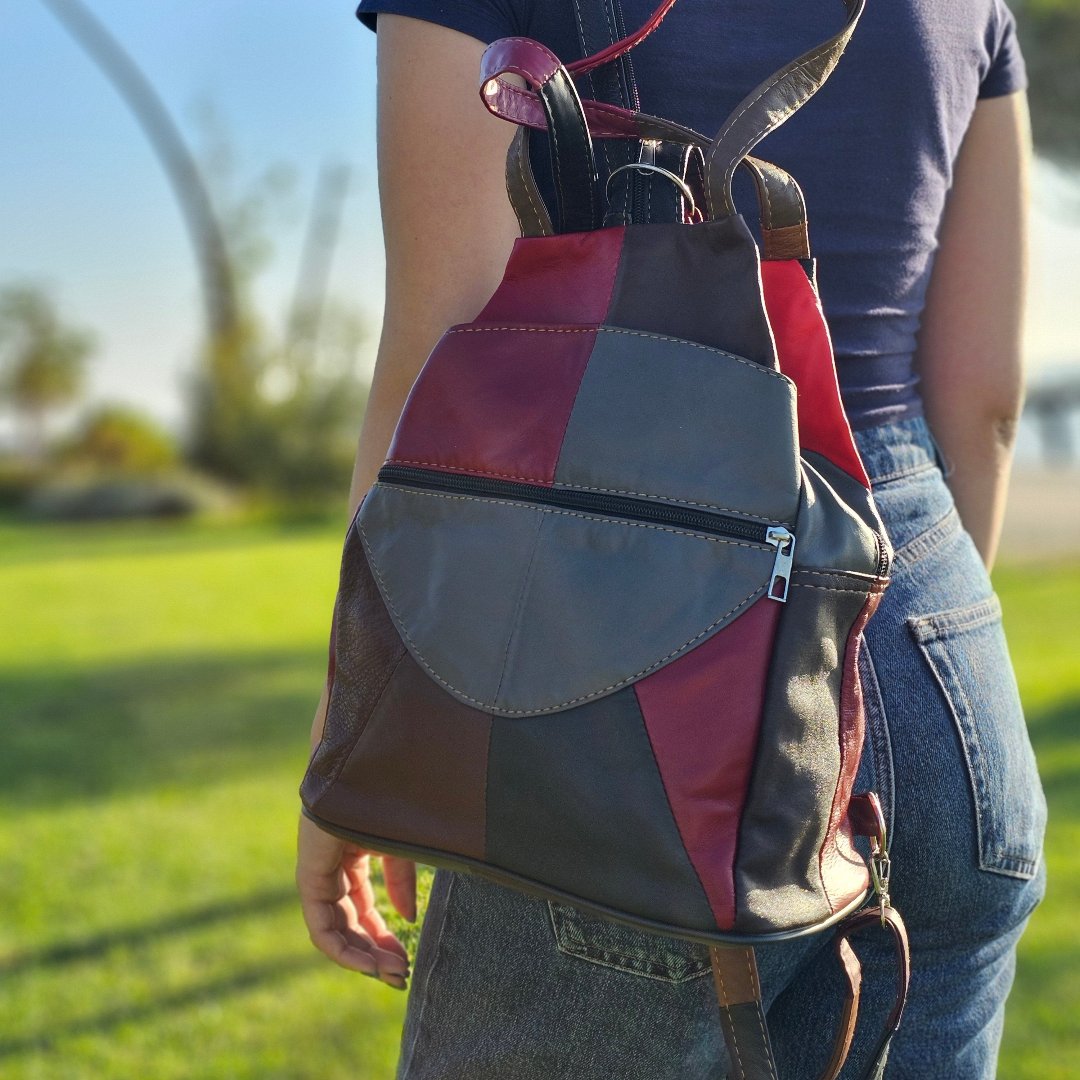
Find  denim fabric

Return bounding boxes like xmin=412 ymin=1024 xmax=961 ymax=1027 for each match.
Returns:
xmin=393 ymin=417 xmax=1048 ymax=1080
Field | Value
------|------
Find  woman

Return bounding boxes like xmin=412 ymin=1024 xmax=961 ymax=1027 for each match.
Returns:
xmin=296 ymin=2 xmax=1048 ymax=1076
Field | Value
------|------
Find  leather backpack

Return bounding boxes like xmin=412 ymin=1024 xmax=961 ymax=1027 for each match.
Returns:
xmin=301 ymin=2 xmax=909 ymax=1076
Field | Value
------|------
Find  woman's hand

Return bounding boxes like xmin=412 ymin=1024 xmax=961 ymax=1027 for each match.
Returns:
xmin=298 ymin=683 xmax=416 ymax=987
xmin=296 ymin=813 xmax=416 ymax=988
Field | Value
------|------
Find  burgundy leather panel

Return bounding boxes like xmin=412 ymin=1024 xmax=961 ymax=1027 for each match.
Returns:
xmin=322 ymin=651 xmax=492 ymax=862
xmin=760 ymin=260 xmax=870 ymax=488
xmin=387 ymin=325 xmax=597 ymax=486
xmin=477 ymin=229 xmax=624 ymax=325
xmin=633 ymin=597 xmax=781 ymax=929
xmin=820 ymin=586 xmax=885 ymax=911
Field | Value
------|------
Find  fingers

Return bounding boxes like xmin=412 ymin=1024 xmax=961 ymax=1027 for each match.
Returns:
xmin=344 ymin=860 xmax=411 ymax=968
xmin=296 ymin=816 xmax=411 ymax=988
xmin=383 ymin=855 xmax=418 ymax=923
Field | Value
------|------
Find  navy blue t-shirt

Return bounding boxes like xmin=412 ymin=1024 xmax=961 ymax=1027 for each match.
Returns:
xmin=356 ymin=0 xmax=1027 ymax=430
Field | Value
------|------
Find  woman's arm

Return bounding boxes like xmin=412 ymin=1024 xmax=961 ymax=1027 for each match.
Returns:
xmin=914 ymin=91 xmax=1032 ymax=571
xmin=297 ymin=14 xmax=520 ymax=982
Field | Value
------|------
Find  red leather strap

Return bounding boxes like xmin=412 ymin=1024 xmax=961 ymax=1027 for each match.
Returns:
xmin=849 ymin=791 xmax=888 ymax=851
xmin=564 ymin=0 xmax=680 ymax=76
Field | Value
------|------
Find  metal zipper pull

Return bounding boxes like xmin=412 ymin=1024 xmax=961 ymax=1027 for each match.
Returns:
xmin=765 ymin=526 xmax=795 ymax=603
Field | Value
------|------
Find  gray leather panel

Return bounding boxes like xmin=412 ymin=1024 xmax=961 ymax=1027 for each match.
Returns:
xmin=555 ymin=328 xmax=800 ymax=526
xmin=358 ymin=482 xmax=775 ymax=717
xmin=733 ymin=581 xmax=868 ymax=933
xmin=790 ymin=457 xmax=881 ymax=577
xmin=799 ymin=450 xmax=891 ymax=576
xmin=357 ymin=483 xmax=543 ymax=710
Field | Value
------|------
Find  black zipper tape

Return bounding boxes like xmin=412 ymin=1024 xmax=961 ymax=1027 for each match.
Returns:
xmin=377 ymin=464 xmax=774 ymax=544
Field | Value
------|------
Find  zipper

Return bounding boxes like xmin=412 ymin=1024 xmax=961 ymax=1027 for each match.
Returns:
xmin=377 ymin=464 xmax=797 ymax=603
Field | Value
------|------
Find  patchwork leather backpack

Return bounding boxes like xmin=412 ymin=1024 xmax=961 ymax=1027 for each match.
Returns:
xmin=301 ymin=1 xmax=909 ymax=1075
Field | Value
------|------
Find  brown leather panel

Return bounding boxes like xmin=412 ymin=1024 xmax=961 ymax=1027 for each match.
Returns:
xmin=301 ymin=521 xmax=407 ymax=804
xmin=821 ymin=585 xmax=887 ymax=911
xmin=762 ymin=222 xmax=810 ymax=262
xmin=319 ymin=651 xmax=492 ymax=861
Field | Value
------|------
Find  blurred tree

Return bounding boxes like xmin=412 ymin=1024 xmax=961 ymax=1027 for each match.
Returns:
xmin=39 ymin=0 xmax=368 ymax=505
xmin=39 ymin=0 xmax=238 ymax=342
xmin=0 ymin=284 xmax=95 ymax=462
xmin=183 ymin=122 xmax=368 ymax=503
xmin=58 ymin=404 xmax=178 ymax=474
xmin=1016 ymin=0 xmax=1080 ymax=168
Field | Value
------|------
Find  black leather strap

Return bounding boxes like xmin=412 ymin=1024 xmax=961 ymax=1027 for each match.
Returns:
xmin=536 ymin=64 xmax=599 ymax=232
xmin=572 ymin=0 xmax=642 ymax=227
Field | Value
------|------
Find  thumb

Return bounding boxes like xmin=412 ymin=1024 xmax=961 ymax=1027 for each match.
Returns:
xmin=382 ymin=855 xmax=418 ymax=923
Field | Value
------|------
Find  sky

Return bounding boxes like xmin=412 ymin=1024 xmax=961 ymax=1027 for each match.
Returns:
xmin=3 ymin=1 xmax=1079 ymax=439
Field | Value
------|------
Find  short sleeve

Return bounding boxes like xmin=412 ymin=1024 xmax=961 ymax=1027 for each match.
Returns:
xmin=355 ymin=1 xmax=521 ymax=44
xmin=978 ymin=0 xmax=1027 ymax=99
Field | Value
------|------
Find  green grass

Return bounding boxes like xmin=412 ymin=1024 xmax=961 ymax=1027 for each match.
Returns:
xmin=0 ymin=519 xmax=1075 ymax=1078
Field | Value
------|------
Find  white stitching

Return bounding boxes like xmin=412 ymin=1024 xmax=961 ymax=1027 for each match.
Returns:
xmin=714 ymin=960 xmax=746 ymax=1077
xmin=445 ymin=325 xmax=792 ymax=382
xmin=512 ymin=131 xmax=550 ymax=236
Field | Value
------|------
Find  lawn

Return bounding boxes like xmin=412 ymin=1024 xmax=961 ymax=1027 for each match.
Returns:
xmin=0 ymin=516 xmax=1075 ymax=1078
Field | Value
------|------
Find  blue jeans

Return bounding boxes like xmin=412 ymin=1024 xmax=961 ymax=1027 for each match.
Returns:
xmin=394 ymin=417 xmax=1048 ymax=1079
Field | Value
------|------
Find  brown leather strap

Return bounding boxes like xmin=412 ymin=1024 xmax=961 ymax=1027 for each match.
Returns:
xmin=708 ymin=904 xmax=909 ymax=1080
xmin=704 ymin=0 xmax=865 ymax=218
xmin=504 ymin=126 xmax=553 ymax=237
xmin=835 ymin=906 xmax=911 ymax=1080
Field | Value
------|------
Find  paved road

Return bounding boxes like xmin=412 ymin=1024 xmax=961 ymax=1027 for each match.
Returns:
xmin=998 ymin=467 xmax=1080 ymax=562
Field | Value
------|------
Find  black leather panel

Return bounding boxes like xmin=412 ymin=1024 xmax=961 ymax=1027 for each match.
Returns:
xmin=608 ymin=216 xmax=778 ymax=368
xmin=485 ymin=684 xmax=718 ymax=933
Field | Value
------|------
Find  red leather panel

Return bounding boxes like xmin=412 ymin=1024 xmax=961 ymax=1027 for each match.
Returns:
xmin=633 ymin=597 xmax=781 ymax=929
xmin=819 ymin=586 xmax=885 ymax=911
xmin=387 ymin=325 xmax=598 ymax=486
xmin=477 ymin=228 xmax=625 ymax=325
xmin=760 ymin=260 xmax=870 ymax=488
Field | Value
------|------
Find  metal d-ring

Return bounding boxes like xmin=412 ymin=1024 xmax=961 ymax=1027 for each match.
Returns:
xmin=604 ymin=162 xmax=699 ymax=221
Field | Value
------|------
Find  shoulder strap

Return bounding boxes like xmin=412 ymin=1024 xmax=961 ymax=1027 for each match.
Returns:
xmin=481 ymin=0 xmax=865 ymax=222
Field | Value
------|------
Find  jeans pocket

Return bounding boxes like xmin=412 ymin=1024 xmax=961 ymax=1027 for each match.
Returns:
xmin=908 ymin=595 xmax=1047 ymax=879
xmin=546 ymin=900 xmax=710 ymax=983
